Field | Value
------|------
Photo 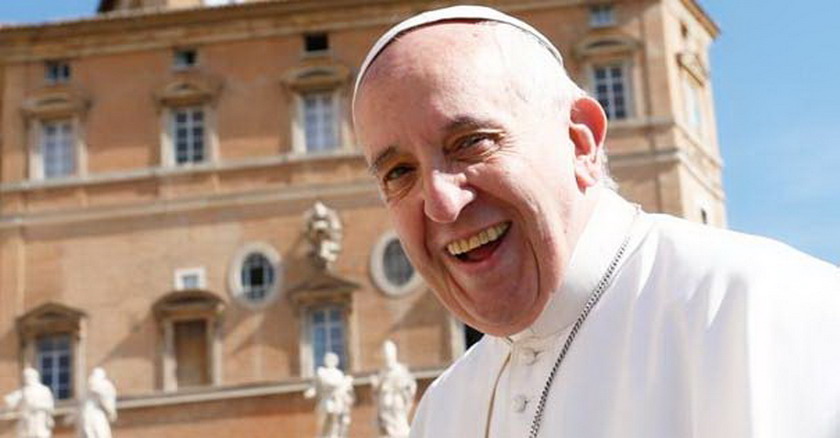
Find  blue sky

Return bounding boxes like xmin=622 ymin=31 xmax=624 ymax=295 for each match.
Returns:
xmin=1 ymin=1 xmax=837 ymax=264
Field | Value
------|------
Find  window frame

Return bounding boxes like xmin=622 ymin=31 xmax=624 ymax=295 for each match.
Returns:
xmin=293 ymin=89 xmax=342 ymax=155
xmin=303 ymin=33 xmax=330 ymax=56
xmin=166 ymin=105 xmax=210 ymax=166
xmin=302 ymin=304 xmax=349 ymax=376
xmin=153 ymin=290 xmax=225 ymax=392
xmin=369 ymin=230 xmax=423 ymax=297
xmin=682 ymin=75 xmax=704 ymax=135
xmin=27 ymin=117 xmax=87 ymax=181
xmin=17 ymin=303 xmax=86 ymax=401
xmin=590 ymin=61 xmax=634 ymax=121
xmin=227 ymin=242 xmax=283 ymax=309
xmin=44 ymin=60 xmax=71 ymax=85
xmin=306 ymin=303 xmax=350 ymax=375
xmin=38 ymin=118 xmax=78 ymax=179
xmin=35 ymin=334 xmax=74 ymax=400
xmin=172 ymin=48 xmax=199 ymax=71
xmin=174 ymin=267 xmax=207 ymax=291
xmin=155 ymin=76 xmax=221 ymax=169
xmin=589 ymin=4 xmax=617 ymax=28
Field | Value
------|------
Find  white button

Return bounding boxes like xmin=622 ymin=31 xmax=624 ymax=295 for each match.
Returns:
xmin=513 ymin=395 xmax=528 ymax=413
xmin=521 ymin=348 xmax=538 ymax=365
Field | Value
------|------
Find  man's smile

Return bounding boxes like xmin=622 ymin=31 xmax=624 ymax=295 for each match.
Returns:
xmin=445 ymin=222 xmax=511 ymax=262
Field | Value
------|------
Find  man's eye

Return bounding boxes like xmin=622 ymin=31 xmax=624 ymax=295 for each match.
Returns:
xmin=383 ymin=165 xmax=412 ymax=183
xmin=457 ymin=134 xmax=490 ymax=150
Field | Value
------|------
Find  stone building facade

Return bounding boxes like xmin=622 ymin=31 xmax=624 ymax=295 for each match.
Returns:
xmin=0 ymin=0 xmax=723 ymax=436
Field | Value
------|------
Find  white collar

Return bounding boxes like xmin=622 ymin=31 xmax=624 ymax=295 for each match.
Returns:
xmin=507 ymin=189 xmax=639 ymax=343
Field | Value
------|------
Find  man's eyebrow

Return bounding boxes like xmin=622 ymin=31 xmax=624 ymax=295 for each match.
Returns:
xmin=367 ymin=116 xmax=496 ymax=175
xmin=368 ymin=145 xmax=398 ymax=176
xmin=444 ymin=116 xmax=488 ymax=134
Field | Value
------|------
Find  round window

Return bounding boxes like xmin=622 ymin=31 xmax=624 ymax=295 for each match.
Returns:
xmin=229 ymin=243 xmax=282 ymax=308
xmin=241 ymin=252 xmax=274 ymax=302
xmin=370 ymin=231 xmax=422 ymax=297
xmin=382 ymin=239 xmax=414 ymax=286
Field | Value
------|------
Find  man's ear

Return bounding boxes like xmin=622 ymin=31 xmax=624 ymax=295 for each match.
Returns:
xmin=568 ymin=97 xmax=608 ymax=189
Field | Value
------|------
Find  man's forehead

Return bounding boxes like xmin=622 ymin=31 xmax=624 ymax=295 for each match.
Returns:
xmin=352 ymin=5 xmax=564 ymax=110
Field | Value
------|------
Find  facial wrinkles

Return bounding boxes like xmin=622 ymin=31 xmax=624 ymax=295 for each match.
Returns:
xmin=357 ymin=24 xmax=577 ymax=335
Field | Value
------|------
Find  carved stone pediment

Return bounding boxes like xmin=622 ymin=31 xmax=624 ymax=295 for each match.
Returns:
xmin=286 ymin=271 xmax=359 ymax=311
xmin=280 ymin=61 xmax=351 ymax=92
xmin=21 ymin=86 xmax=91 ymax=119
xmin=574 ymin=35 xmax=641 ymax=59
xmin=152 ymin=290 xmax=225 ymax=321
xmin=17 ymin=302 xmax=87 ymax=338
xmin=154 ymin=72 xmax=223 ymax=108
xmin=677 ymin=51 xmax=708 ymax=83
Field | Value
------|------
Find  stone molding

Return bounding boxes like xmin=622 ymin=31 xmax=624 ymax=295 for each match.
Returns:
xmin=0 ymin=149 xmax=366 ymax=193
xmin=153 ymin=72 xmax=224 ymax=109
xmin=369 ymin=230 xmax=424 ymax=298
xmin=0 ymin=367 xmax=446 ymax=421
xmin=227 ymin=242 xmax=284 ymax=309
xmin=573 ymin=34 xmax=641 ymax=60
xmin=16 ymin=302 xmax=88 ymax=402
xmin=153 ymin=290 xmax=226 ymax=391
xmin=676 ymin=51 xmax=708 ymax=84
xmin=21 ymin=86 xmax=92 ymax=120
xmin=0 ymin=1 xmax=717 ymax=63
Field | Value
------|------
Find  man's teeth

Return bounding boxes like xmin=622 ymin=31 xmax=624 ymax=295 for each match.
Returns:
xmin=446 ymin=223 xmax=510 ymax=256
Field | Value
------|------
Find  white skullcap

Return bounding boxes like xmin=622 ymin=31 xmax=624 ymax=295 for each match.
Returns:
xmin=352 ymin=5 xmax=564 ymax=108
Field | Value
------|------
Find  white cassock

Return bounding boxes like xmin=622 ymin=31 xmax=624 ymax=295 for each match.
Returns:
xmin=411 ymin=189 xmax=840 ymax=437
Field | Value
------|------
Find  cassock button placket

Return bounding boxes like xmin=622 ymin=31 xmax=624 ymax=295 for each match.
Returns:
xmin=520 ymin=348 xmax=539 ymax=365
xmin=513 ymin=394 xmax=529 ymax=413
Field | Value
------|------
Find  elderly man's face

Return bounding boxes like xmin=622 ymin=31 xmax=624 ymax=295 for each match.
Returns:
xmin=355 ymin=24 xmax=598 ymax=336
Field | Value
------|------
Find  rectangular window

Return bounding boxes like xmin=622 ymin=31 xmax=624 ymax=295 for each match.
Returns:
xmin=173 ymin=49 xmax=198 ymax=70
xmin=310 ymin=306 xmax=346 ymax=372
xmin=174 ymin=319 xmax=209 ymax=388
xmin=589 ymin=4 xmax=616 ymax=28
xmin=302 ymin=92 xmax=339 ymax=153
xmin=304 ymin=33 xmax=329 ymax=53
xmin=592 ymin=64 xmax=630 ymax=120
xmin=174 ymin=267 xmax=206 ymax=290
xmin=683 ymin=79 xmax=703 ymax=134
xmin=45 ymin=60 xmax=71 ymax=84
xmin=170 ymin=107 xmax=206 ymax=165
xmin=36 ymin=334 xmax=72 ymax=400
xmin=41 ymin=120 xmax=76 ymax=179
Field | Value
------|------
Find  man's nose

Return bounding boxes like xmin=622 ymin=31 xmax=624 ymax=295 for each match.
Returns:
xmin=422 ymin=170 xmax=475 ymax=223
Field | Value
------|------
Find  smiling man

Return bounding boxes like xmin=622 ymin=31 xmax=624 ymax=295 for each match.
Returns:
xmin=353 ymin=6 xmax=840 ymax=438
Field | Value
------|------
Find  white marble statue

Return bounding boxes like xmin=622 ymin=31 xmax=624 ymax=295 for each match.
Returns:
xmin=303 ymin=352 xmax=354 ymax=438
xmin=303 ymin=201 xmax=343 ymax=269
xmin=77 ymin=368 xmax=117 ymax=438
xmin=4 ymin=368 xmax=55 ymax=438
xmin=371 ymin=341 xmax=417 ymax=438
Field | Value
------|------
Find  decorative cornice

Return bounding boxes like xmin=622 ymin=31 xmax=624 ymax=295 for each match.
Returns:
xmin=573 ymin=33 xmax=641 ymax=59
xmin=676 ymin=51 xmax=708 ymax=83
xmin=0 ymin=0 xmax=586 ymax=62
xmin=21 ymin=86 xmax=92 ymax=119
xmin=0 ymin=178 xmax=380 ymax=230
xmin=154 ymin=71 xmax=224 ymax=108
xmin=280 ymin=60 xmax=352 ymax=92
xmin=0 ymin=149 xmax=366 ymax=193
xmin=152 ymin=290 xmax=226 ymax=321
xmin=16 ymin=302 xmax=87 ymax=339
xmin=679 ymin=0 xmax=720 ymax=39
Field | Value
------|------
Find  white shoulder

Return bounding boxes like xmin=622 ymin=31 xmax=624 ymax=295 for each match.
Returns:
xmin=410 ymin=336 xmax=505 ymax=438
